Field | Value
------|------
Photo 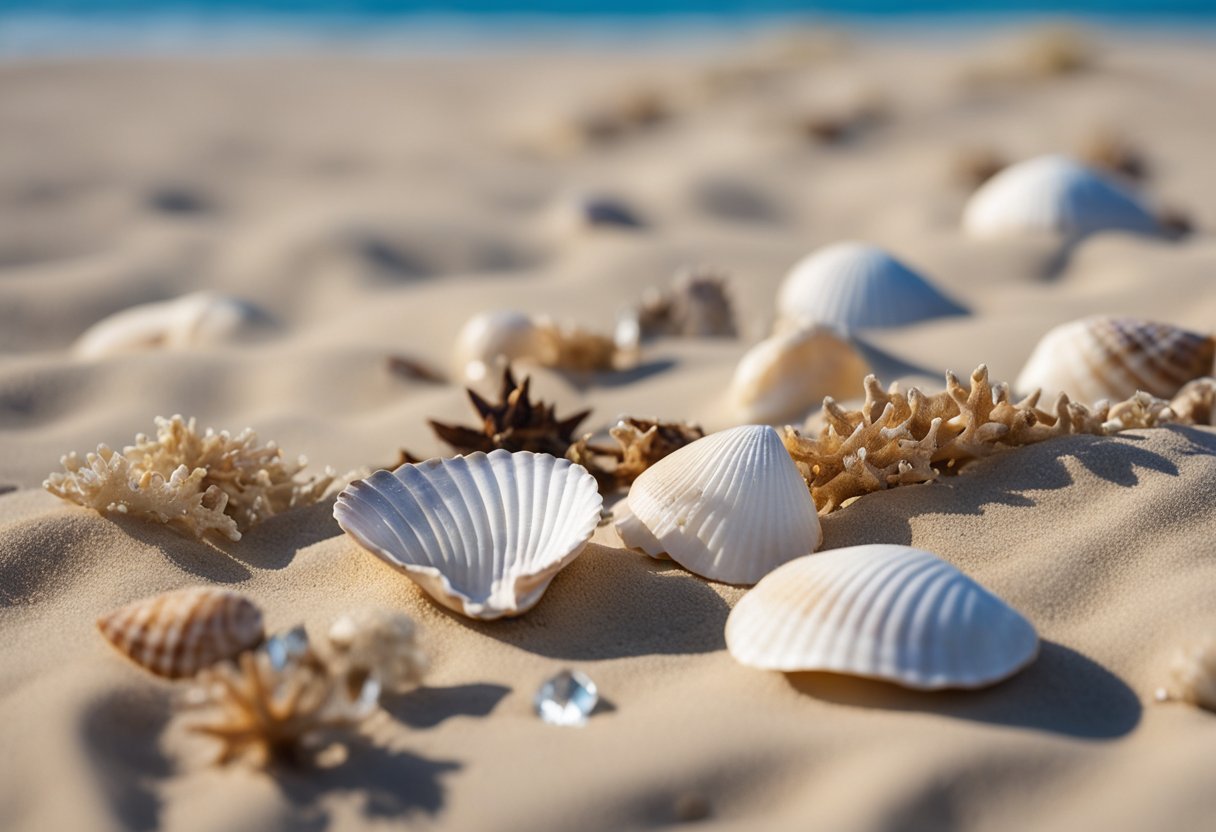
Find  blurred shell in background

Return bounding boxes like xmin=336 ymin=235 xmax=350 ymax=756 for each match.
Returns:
xmin=454 ymin=309 xmax=631 ymax=382
xmin=74 ymin=291 xmax=269 ymax=359
xmin=625 ymin=265 xmax=737 ymax=340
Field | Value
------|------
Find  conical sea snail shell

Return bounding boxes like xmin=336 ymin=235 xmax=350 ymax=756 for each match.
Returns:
xmin=96 ymin=587 xmax=265 ymax=679
xmin=728 ymin=324 xmax=870 ymax=424
xmin=616 ymin=425 xmax=821 ymax=585
xmin=1015 ymin=316 xmax=1215 ymax=404
xmin=963 ymin=154 xmax=1160 ymax=238
xmin=726 ymin=544 xmax=1039 ymax=689
xmin=74 ymin=291 xmax=267 ymax=360
xmin=776 ymin=242 xmax=966 ymax=332
xmin=334 ymin=450 xmax=602 ymax=620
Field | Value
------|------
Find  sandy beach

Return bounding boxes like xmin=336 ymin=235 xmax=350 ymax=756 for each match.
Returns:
xmin=2 ymin=27 xmax=1216 ymax=830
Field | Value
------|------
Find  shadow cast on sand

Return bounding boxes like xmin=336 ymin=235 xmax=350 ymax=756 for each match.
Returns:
xmin=383 ymin=683 xmax=511 ymax=730
xmin=787 ymin=640 xmax=1141 ymax=739
xmin=109 ymin=515 xmax=253 ymax=583
xmin=79 ymin=689 xmax=174 ymax=832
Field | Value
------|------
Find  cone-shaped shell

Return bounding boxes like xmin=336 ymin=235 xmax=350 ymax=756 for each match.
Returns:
xmin=728 ymin=324 xmax=870 ymax=424
xmin=618 ymin=425 xmax=821 ymax=585
xmin=777 ymin=242 xmax=966 ymax=332
xmin=96 ymin=587 xmax=265 ymax=679
xmin=726 ymin=545 xmax=1038 ymax=689
xmin=963 ymin=155 xmax=1160 ymax=238
xmin=334 ymin=450 xmax=602 ymax=620
xmin=1015 ymin=316 xmax=1215 ymax=403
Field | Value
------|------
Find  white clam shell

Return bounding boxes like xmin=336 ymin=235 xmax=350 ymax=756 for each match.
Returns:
xmin=726 ymin=544 xmax=1039 ymax=689
xmin=777 ymin=242 xmax=966 ymax=332
xmin=453 ymin=310 xmax=549 ymax=383
xmin=963 ymin=154 xmax=1160 ymax=238
xmin=617 ymin=425 xmax=821 ymax=585
xmin=334 ymin=450 xmax=603 ymax=620
xmin=1015 ymin=316 xmax=1215 ymax=403
xmin=74 ymin=291 xmax=265 ymax=359
xmin=728 ymin=325 xmax=870 ymax=424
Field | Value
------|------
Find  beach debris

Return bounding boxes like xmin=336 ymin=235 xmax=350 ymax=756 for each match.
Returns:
xmin=1078 ymin=129 xmax=1148 ymax=181
xmin=963 ymin=155 xmax=1161 ymax=238
xmin=953 ymin=146 xmax=1009 ymax=189
xmin=553 ymin=192 xmax=646 ymax=233
xmin=324 ymin=609 xmax=428 ymax=696
xmin=535 ymin=669 xmax=599 ymax=727
xmin=1017 ymin=26 xmax=1093 ymax=78
xmin=726 ymin=545 xmax=1039 ymax=689
xmin=728 ymin=324 xmax=870 ymax=425
xmin=74 ymin=291 xmax=267 ymax=360
xmin=567 ymin=417 xmax=705 ymax=492
xmin=454 ymin=310 xmax=633 ymax=383
xmin=97 ymin=587 xmax=265 ymax=680
xmin=1166 ymin=378 xmax=1216 ymax=425
xmin=777 ymin=242 xmax=966 ymax=333
xmin=44 ymin=416 xmax=335 ymax=541
xmin=795 ymin=94 xmax=887 ymax=145
xmin=541 ymin=87 xmax=671 ymax=154
xmin=335 ymin=450 xmax=602 ymax=620
xmin=1155 ymin=639 xmax=1216 ymax=712
xmin=1016 ymin=316 xmax=1215 ymax=404
xmin=428 ymin=367 xmax=590 ymax=458
xmin=624 ymin=266 xmax=738 ymax=340
xmin=616 ymin=425 xmax=821 ymax=585
xmin=386 ymin=354 xmax=446 ymax=384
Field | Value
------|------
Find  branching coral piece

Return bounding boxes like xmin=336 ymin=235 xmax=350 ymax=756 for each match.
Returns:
xmin=784 ymin=365 xmax=1211 ymax=514
xmin=44 ymin=416 xmax=335 ymax=540
xmin=568 ymin=417 xmax=705 ymax=492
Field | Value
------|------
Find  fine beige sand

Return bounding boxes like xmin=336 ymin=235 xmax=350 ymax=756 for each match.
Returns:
xmin=2 ymin=28 xmax=1216 ymax=831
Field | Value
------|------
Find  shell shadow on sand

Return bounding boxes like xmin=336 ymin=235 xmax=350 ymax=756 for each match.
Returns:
xmin=80 ymin=688 xmax=174 ymax=832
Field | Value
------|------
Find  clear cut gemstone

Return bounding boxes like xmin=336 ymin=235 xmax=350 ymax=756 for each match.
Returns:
xmin=534 ymin=669 xmax=599 ymax=727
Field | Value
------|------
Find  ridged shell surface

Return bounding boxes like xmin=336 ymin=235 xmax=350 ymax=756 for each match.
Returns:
xmin=777 ymin=242 xmax=966 ymax=331
xmin=96 ymin=587 xmax=265 ymax=679
xmin=963 ymin=155 xmax=1160 ymax=238
xmin=1015 ymin=316 xmax=1215 ymax=403
xmin=621 ymin=425 xmax=821 ymax=585
xmin=726 ymin=545 xmax=1038 ymax=689
xmin=728 ymin=324 xmax=870 ymax=424
xmin=334 ymin=450 xmax=602 ymax=620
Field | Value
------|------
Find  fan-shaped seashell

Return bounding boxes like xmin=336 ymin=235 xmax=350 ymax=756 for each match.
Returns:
xmin=777 ymin=242 xmax=966 ymax=332
xmin=726 ymin=545 xmax=1038 ymax=689
xmin=75 ymin=291 xmax=267 ymax=360
xmin=1015 ymin=316 xmax=1215 ymax=403
xmin=334 ymin=450 xmax=602 ymax=620
xmin=728 ymin=324 xmax=870 ymax=424
xmin=453 ymin=310 xmax=549 ymax=383
xmin=963 ymin=154 xmax=1160 ymax=238
xmin=617 ymin=425 xmax=821 ymax=585
xmin=97 ymin=587 xmax=265 ymax=679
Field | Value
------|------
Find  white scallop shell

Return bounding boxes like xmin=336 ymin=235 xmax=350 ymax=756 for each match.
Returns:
xmin=334 ymin=450 xmax=602 ymax=620
xmin=617 ymin=425 xmax=821 ymax=585
xmin=777 ymin=242 xmax=966 ymax=332
xmin=453 ymin=310 xmax=549 ymax=383
xmin=726 ymin=544 xmax=1039 ymax=689
xmin=74 ymin=291 xmax=266 ymax=359
xmin=728 ymin=324 xmax=870 ymax=424
xmin=1015 ymin=316 xmax=1215 ymax=403
xmin=963 ymin=154 xmax=1160 ymax=238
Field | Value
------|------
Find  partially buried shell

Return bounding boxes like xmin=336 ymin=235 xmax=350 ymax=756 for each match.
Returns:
xmin=777 ymin=242 xmax=966 ymax=332
xmin=97 ymin=587 xmax=265 ymax=679
xmin=334 ymin=450 xmax=603 ymax=620
xmin=963 ymin=154 xmax=1160 ymax=238
xmin=726 ymin=544 xmax=1039 ymax=689
xmin=616 ymin=425 xmax=822 ymax=585
xmin=728 ymin=324 xmax=870 ymax=424
xmin=75 ymin=291 xmax=267 ymax=360
xmin=1016 ymin=316 xmax=1215 ymax=403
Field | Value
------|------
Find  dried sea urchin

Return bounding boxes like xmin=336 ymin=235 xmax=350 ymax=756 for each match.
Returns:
xmin=44 ymin=415 xmax=335 ymax=541
xmin=568 ymin=417 xmax=705 ymax=491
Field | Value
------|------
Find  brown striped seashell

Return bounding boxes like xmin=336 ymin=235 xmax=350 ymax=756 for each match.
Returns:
xmin=97 ymin=587 xmax=265 ymax=679
xmin=1015 ymin=316 xmax=1215 ymax=404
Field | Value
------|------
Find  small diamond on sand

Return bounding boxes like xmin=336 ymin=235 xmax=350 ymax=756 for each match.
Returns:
xmin=535 ymin=669 xmax=599 ymax=727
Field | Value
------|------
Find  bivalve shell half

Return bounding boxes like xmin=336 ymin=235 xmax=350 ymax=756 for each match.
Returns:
xmin=96 ymin=587 xmax=265 ymax=679
xmin=726 ymin=544 xmax=1039 ymax=689
xmin=1015 ymin=316 xmax=1215 ymax=403
xmin=777 ymin=242 xmax=966 ymax=332
xmin=453 ymin=310 xmax=549 ymax=383
xmin=618 ymin=425 xmax=821 ymax=585
xmin=963 ymin=154 xmax=1160 ymax=238
xmin=728 ymin=324 xmax=870 ymax=424
xmin=334 ymin=450 xmax=602 ymax=620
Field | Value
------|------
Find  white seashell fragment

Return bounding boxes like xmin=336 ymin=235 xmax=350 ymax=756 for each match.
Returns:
xmin=453 ymin=310 xmax=550 ymax=383
xmin=334 ymin=450 xmax=602 ymax=620
xmin=728 ymin=324 xmax=870 ymax=424
xmin=1015 ymin=316 xmax=1215 ymax=403
xmin=963 ymin=154 xmax=1160 ymax=238
xmin=726 ymin=544 xmax=1039 ymax=689
xmin=74 ymin=291 xmax=267 ymax=360
xmin=618 ymin=425 xmax=821 ymax=585
xmin=777 ymin=242 xmax=966 ymax=332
